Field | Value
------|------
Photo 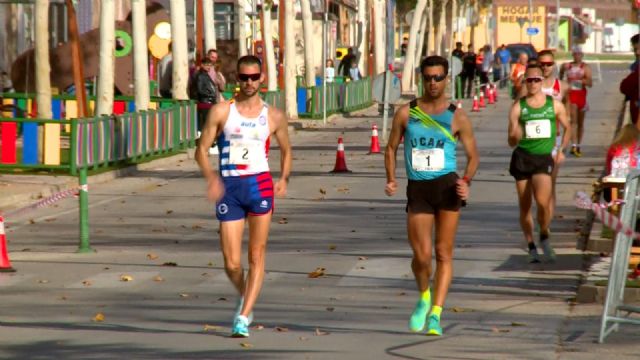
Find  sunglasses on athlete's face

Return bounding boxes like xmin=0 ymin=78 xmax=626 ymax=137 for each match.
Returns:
xmin=539 ymin=61 xmax=555 ymax=67
xmin=525 ymin=76 xmax=543 ymax=83
xmin=422 ymin=74 xmax=447 ymax=83
xmin=238 ymin=73 xmax=261 ymax=82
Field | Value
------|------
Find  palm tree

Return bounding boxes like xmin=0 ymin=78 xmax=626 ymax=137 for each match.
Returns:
xmin=96 ymin=0 xmax=115 ymax=116
xmin=170 ymin=0 xmax=189 ymax=100
xmin=35 ymin=0 xmax=52 ymax=163
xmin=131 ymin=0 xmax=149 ymax=111
xmin=372 ymin=0 xmax=386 ymax=75
xmin=284 ymin=0 xmax=297 ymax=118
xmin=262 ymin=0 xmax=277 ymax=91
xmin=435 ymin=0 xmax=450 ymax=56
xmin=356 ymin=0 xmax=367 ymax=74
xmin=401 ymin=0 xmax=427 ymax=92
xmin=300 ymin=0 xmax=315 ymax=87
xmin=203 ymin=0 xmax=217 ymax=52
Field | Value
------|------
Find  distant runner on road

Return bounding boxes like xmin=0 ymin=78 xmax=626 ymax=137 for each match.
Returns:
xmin=508 ymin=64 xmax=570 ymax=263
xmin=385 ymin=55 xmax=479 ymax=336
xmin=195 ymin=55 xmax=292 ymax=338
xmin=559 ymin=47 xmax=592 ymax=157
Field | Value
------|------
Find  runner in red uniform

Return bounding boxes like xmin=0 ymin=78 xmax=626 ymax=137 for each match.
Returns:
xmin=560 ymin=47 xmax=593 ymax=157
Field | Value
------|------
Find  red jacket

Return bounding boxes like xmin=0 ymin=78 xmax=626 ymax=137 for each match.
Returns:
xmin=619 ymin=71 xmax=639 ymax=124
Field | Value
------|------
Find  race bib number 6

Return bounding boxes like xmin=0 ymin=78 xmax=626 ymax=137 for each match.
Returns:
xmin=412 ymin=148 xmax=445 ymax=171
xmin=525 ymin=119 xmax=551 ymax=139
xmin=229 ymin=140 xmax=262 ymax=165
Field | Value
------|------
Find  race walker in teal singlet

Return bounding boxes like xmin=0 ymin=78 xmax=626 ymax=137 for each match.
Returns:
xmin=404 ymin=101 xmax=458 ymax=180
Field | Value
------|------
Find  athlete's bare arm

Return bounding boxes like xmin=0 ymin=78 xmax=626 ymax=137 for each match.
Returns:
xmin=558 ymin=63 xmax=567 ymax=80
xmin=195 ymin=102 xmax=230 ymax=201
xmin=452 ymin=109 xmax=479 ymax=200
xmin=508 ymin=100 xmax=523 ymax=147
xmin=384 ymin=104 xmax=409 ymax=196
xmin=554 ymin=99 xmax=570 ymax=156
xmin=269 ymin=107 xmax=292 ymax=197
xmin=583 ymin=64 xmax=593 ymax=88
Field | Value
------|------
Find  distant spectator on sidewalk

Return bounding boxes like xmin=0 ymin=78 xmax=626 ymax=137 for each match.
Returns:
xmin=338 ymin=47 xmax=356 ymax=78
xmin=325 ymin=59 xmax=335 ymax=83
xmin=191 ymin=58 xmax=219 ymax=131
xmin=349 ymin=61 xmax=362 ymax=81
xmin=158 ymin=42 xmax=173 ymax=98
xmin=461 ymin=44 xmax=477 ymax=98
xmin=630 ymin=34 xmax=640 ymax=72
xmin=452 ymin=42 xmax=465 ymax=98
xmin=452 ymin=42 xmax=464 ymax=59
xmin=620 ymin=35 xmax=640 ymax=126
xmin=207 ymin=49 xmax=226 ymax=102
xmin=497 ymin=44 xmax=511 ymax=88
xmin=480 ymin=45 xmax=494 ymax=89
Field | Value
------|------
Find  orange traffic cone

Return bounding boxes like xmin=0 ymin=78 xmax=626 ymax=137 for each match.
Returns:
xmin=471 ymin=95 xmax=480 ymax=112
xmin=0 ymin=216 xmax=15 ymax=273
xmin=479 ymin=91 xmax=486 ymax=108
xmin=330 ymin=137 xmax=352 ymax=173
xmin=488 ymin=85 xmax=495 ymax=105
xmin=368 ymin=124 xmax=381 ymax=154
xmin=492 ymin=84 xmax=499 ymax=102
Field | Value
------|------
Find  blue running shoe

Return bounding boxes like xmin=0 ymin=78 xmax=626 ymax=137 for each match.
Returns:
xmin=231 ymin=315 xmax=250 ymax=338
xmin=409 ymin=296 xmax=431 ymax=332
xmin=426 ymin=314 xmax=442 ymax=336
xmin=234 ymin=297 xmax=254 ymax=325
xmin=540 ymin=240 xmax=556 ymax=263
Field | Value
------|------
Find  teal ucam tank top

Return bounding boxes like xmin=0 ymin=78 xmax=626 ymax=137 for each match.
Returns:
xmin=404 ymin=100 xmax=458 ymax=180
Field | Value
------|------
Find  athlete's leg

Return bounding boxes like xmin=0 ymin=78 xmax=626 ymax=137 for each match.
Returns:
xmin=239 ymin=212 xmax=272 ymax=317
xmin=432 ymin=210 xmax=460 ymax=307
xmin=531 ymin=173 xmax=553 ymax=233
xmin=407 ymin=212 xmax=436 ymax=292
xmin=220 ymin=219 xmax=247 ymax=294
xmin=570 ymin=103 xmax=579 ymax=151
xmin=515 ymin=179 xmax=534 ymax=244
xmin=577 ymin=109 xmax=586 ymax=146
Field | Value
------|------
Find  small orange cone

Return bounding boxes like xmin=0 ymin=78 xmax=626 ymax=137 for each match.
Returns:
xmin=368 ymin=124 xmax=381 ymax=154
xmin=331 ymin=137 xmax=352 ymax=173
xmin=493 ymin=84 xmax=499 ymax=102
xmin=488 ymin=85 xmax=495 ymax=105
xmin=0 ymin=216 xmax=16 ymax=273
xmin=479 ymin=91 xmax=486 ymax=108
xmin=471 ymin=96 xmax=480 ymax=112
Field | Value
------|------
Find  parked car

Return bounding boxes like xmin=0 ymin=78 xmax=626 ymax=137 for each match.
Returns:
xmin=506 ymin=43 xmax=538 ymax=63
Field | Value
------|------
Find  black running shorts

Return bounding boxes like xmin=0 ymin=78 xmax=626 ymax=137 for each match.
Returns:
xmin=509 ymin=147 xmax=554 ymax=181
xmin=406 ymin=172 xmax=462 ymax=214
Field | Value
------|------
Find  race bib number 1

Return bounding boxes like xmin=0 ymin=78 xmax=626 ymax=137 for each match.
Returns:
xmin=412 ymin=148 xmax=445 ymax=171
xmin=229 ymin=140 xmax=262 ymax=165
xmin=525 ymin=119 xmax=551 ymax=139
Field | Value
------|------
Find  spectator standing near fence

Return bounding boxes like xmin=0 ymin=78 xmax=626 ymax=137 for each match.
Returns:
xmin=461 ymin=44 xmax=477 ymax=98
xmin=497 ymin=45 xmax=511 ymax=88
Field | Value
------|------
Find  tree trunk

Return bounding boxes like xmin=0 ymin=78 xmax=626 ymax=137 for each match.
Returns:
xmin=300 ymin=0 xmax=315 ymax=87
xmin=237 ymin=0 xmax=247 ymax=56
xmin=263 ymin=1 xmax=277 ymax=91
xmin=436 ymin=0 xmax=449 ymax=56
xmin=170 ymin=0 xmax=189 ymax=100
xmin=357 ymin=0 xmax=367 ymax=73
xmin=132 ymin=0 xmax=149 ymax=111
xmin=284 ymin=0 xmax=297 ymax=118
xmin=203 ymin=0 xmax=216 ymax=51
xmin=450 ymin=0 xmax=457 ymax=49
xmin=414 ymin=6 xmax=428 ymax=71
xmin=427 ymin=0 xmax=434 ymax=54
xmin=96 ymin=0 xmax=115 ymax=116
xmin=35 ymin=0 xmax=51 ymax=163
xmin=401 ymin=0 xmax=427 ymax=93
xmin=372 ymin=0 xmax=386 ymax=75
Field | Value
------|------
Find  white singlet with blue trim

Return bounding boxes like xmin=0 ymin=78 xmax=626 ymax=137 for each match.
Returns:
xmin=217 ymin=101 xmax=271 ymax=177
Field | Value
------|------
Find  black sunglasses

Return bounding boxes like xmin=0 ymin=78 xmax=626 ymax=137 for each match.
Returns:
xmin=423 ymin=74 xmax=447 ymax=83
xmin=238 ymin=73 xmax=261 ymax=82
xmin=539 ymin=61 xmax=555 ymax=67
xmin=525 ymin=77 xmax=543 ymax=83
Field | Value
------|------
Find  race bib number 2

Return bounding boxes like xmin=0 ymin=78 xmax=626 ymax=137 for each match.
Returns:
xmin=525 ymin=119 xmax=551 ymax=139
xmin=229 ymin=140 xmax=262 ymax=165
xmin=412 ymin=148 xmax=444 ymax=171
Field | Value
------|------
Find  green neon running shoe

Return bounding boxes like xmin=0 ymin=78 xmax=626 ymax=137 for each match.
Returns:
xmin=426 ymin=314 xmax=443 ymax=336
xmin=409 ymin=293 xmax=431 ymax=332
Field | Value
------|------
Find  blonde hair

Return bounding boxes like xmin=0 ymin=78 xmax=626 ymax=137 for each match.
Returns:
xmin=612 ymin=124 xmax=640 ymax=147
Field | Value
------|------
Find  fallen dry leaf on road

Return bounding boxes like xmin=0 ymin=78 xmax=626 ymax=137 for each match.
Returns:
xmin=299 ymin=336 xmax=309 ymax=341
xmin=179 ymin=293 xmax=190 ymax=298
xmin=336 ymin=186 xmax=350 ymax=193
xmin=162 ymin=262 xmax=177 ymax=267
xmin=218 ymin=297 xmax=228 ymax=301
xmin=274 ymin=326 xmax=289 ymax=332
xmin=308 ymin=267 xmax=326 ymax=278
xmin=166 ymin=210 xmax=173 ymax=214
xmin=147 ymin=253 xmax=159 ymax=260
xmin=328 ymin=245 xmax=337 ymax=250
xmin=153 ymin=276 xmax=164 ymax=282
xmin=192 ymin=224 xmax=203 ymax=229
xmin=358 ymin=256 xmax=368 ymax=260
xmin=203 ymin=324 xmax=220 ymax=332
xmin=38 ymin=279 xmax=50 ymax=284
xmin=253 ymin=324 xmax=265 ymax=330
xmin=314 ymin=328 xmax=330 ymax=336
xmin=278 ymin=218 xmax=288 ymax=224
xmin=240 ymin=342 xmax=253 ymax=348
xmin=511 ymin=322 xmax=527 ymax=327
xmin=319 ymin=188 xmax=327 ymax=195
xmin=326 ymin=307 xmax=335 ymax=312
xmin=449 ymin=307 xmax=474 ymax=313
xmin=492 ymin=327 xmax=510 ymax=333
xmin=92 ymin=313 xmax=105 ymax=322
xmin=120 ymin=275 xmax=134 ymax=282
xmin=29 ymin=219 xmax=35 ymax=224
xmin=82 ymin=280 xmax=92 ymax=286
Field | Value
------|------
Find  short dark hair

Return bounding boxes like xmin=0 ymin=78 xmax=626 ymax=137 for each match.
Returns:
xmin=237 ymin=55 xmax=262 ymax=71
xmin=207 ymin=49 xmax=218 ymax=55
xmin=632 ymin=34 xmax=640 ymax=45
xmin=455 ymin=41 xmax=462 ymax=47
xmin=526 ymin=63 xmax=542 ymax=73
xmin=420 ymin=55 xmax=449 ymax=74
xmin=537 ymin=49 xmax=554 ymax=58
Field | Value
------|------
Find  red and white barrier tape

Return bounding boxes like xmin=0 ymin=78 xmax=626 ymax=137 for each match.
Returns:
xmin=2 ymin=186 xmax=84 ymax=219
xmin=575 ymin=191 xmax=640 ymax=240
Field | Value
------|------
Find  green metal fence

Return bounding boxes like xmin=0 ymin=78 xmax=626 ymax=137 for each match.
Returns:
xmin=341 ymin=77 xmax=372 ymax=113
